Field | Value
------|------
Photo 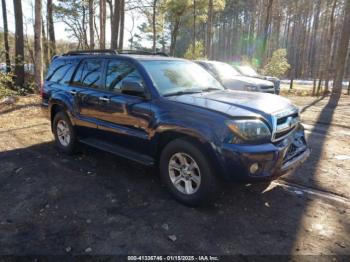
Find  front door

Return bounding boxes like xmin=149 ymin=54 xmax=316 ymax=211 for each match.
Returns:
xmin=74 ymin=58 xmax=153 ymax=156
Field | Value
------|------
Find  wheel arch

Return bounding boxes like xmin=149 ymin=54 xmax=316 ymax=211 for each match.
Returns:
xmin=155 ymin=130 xmax=223 ymax=178
xmin=49 ymin=98 xmax=75 ymax=131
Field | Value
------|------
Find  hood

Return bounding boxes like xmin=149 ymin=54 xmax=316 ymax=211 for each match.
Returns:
xmin=223 ymin=76 xmax=274 ymax=86
xmin=166 ymin=90 xmax=297 ymax=121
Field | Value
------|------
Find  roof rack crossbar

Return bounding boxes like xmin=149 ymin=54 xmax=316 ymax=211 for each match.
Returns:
xmin=119 ymin=50 xmax=169 ymax=57
xmin=62 ymin=49 xmax=118 ymax=56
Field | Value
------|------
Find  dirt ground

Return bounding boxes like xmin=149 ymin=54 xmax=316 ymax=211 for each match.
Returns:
xmin=0 ymin=94 xmax=349 ymax=257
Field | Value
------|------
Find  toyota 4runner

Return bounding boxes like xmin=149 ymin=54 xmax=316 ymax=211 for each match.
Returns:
xmin=42 ymin=50 xmax=310 ymax=206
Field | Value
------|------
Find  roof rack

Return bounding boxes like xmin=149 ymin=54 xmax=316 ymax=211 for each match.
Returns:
xmin=119 ymin=50 xmax=169 ymax=57
xmin=62 ymin=49 xmax=118 ymax=56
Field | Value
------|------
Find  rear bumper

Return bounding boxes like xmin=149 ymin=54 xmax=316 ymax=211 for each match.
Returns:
xmin=218 ymin=127 xmax=310 ymax=181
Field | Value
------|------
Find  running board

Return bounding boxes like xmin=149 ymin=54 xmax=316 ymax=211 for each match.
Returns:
xmin=79 ymin=138 xmax=154 ymax=166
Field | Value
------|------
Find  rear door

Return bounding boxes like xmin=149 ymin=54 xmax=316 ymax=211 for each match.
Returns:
xmin=70 ymin=58 xmax=107 ymax=136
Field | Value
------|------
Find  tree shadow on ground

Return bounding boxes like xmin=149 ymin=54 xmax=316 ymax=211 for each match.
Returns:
xmin=0 ymin=103 xmax=41 ymax=115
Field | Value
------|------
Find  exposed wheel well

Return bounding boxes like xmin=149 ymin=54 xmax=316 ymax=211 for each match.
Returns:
xmin=156 ymin=131 xmax=219 ymax=168
xmin=50 ymin=104 xmax=64 ymax=129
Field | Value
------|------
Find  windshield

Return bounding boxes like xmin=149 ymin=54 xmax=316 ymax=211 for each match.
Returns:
xmin=141 ymin=60 xmax=224 ymax=96
xmin=211 ymin=62 xmax=241 ymax=79
xmin=237 ymin=65 xmax=259 ymax=77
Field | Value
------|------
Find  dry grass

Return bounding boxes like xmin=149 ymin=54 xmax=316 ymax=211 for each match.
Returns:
xmin=0 ymin=95 xmax=48 ymax=131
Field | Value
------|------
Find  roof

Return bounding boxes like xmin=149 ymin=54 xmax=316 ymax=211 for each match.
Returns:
xmin=195 ymin=60 xmax=225 ymax=65
xmin=121 ymin=54 xmax=184 ymax=61
xmin=53 ymin=49 xmax=185 ymax=62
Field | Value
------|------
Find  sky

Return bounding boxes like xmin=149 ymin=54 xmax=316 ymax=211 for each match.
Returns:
xmin=2 ymin=0 xmax=147 ymax=48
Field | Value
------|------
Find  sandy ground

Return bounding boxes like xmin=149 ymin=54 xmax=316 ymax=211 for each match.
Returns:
xmin=0 ymin=94 xmax=349 ymax=256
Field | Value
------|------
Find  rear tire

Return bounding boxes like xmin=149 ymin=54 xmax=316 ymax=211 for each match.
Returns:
xmin=52 ymin=111 xmax=77 ymax=154
xmin=159 ymin=139 xmax=220 ymax=206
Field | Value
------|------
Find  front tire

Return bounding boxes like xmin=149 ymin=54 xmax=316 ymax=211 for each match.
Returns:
xmin=159 ymin=139 xmax=220 ymax=206
xmin=52 ymin=111 xmax=77 ymax=154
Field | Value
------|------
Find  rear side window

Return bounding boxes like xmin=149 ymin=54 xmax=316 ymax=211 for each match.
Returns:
xmin=46 ymin=59 xmax=76 ymax=84
xmin=105 ymin=60 xmax=142 ymax=92
xmin=72 ymin=59 xmax=104 ymax=88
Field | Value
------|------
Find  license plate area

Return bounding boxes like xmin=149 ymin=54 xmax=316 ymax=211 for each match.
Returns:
xmin=283 ymin=136 xmax=307 ymax=164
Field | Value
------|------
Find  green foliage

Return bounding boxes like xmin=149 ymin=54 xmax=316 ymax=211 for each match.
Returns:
xmin=0 ymin=72 xmax=17 ymax=99
xmin=184 ymin=41 xmax=205 ymax=60
xmin=263 ymin=49 xmax=290 ymax=78
xmin=0 ymin=72 xmax=35 ymax=98
xmin=166 ymin=0 xmax=191 ymax=16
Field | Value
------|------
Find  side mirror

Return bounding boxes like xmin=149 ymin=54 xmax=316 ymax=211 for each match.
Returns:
xmin=120 ymin=80 xmax=145 ymax=97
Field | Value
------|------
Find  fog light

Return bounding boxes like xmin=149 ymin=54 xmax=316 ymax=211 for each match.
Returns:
xmin=250 ymin=163 xmax=260 ymax=174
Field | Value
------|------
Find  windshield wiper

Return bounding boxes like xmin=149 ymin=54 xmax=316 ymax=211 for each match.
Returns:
xmin=201 ymin=87 xmax=222 ymax=92
xmin=163 ymin=90 xmax=203 ymax=97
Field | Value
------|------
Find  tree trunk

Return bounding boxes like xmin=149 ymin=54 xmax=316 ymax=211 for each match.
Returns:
xmin=111 ymin=0 xmax=120 ymax=49
xmin=118 ymin=0 xmax=124 ymax=50
xmin=333 ymin=0 xmax=350 ymax=95
xmin=99 ymin=0 xmax=106 ymax=49
xmin=82 ymin=4 xmax=88 ymax=49
xmin=170 ymin=18 xmax=180 ymax=56
xmin=311 ymin=0 xmax=321 ymax=88
xmin=13 ymin=0 xmax=25 ymax=88
xmin=206 ymin=0 xmax=213 ymax=59
xmin=107 ymin=0 xmax=113 ymax=47
xmin=47 ymin=0 xmax=56 ymax=56
xmin=317 ymin=78 xmax=322 ymax=96
xmin=94 ymin=14 xmax=100 ymax=44
xmin=34 ymin=0 xmax=43 ymax=91
xmin=42 ymin=18 xmax=49 ymax=68
xmin=261 ymin=0 xmax=273 ymax=65
xmin=152 ymin=0 xmax=157 ymax=52
xmin=89 ymin=0 xmax=95 ymax=49
xmin=289 ymin=1 xmax=299 ymax=90
xmin=1 ymin=0 xmax=11 ymax=72
xmin=324 ymin=0 xmax=337 ymax=93
xmin=192 ymin=0 xmax=196 ymax=59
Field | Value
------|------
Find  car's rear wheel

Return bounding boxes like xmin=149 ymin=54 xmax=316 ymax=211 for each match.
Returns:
xmin=160 ymin=139 xmax=220 ymax=206
xmin=53 ymin=111 xmax=77 ymax=154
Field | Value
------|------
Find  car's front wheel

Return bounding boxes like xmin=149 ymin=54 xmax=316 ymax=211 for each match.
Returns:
xmin=53 ymin=111 xmax=77 ymax=154
xmin=159 ymin=139 xmax=220 ymax=206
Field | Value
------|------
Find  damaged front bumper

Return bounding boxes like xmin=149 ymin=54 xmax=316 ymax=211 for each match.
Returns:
xmin=219 ymin=125 xmax=310 ymax=181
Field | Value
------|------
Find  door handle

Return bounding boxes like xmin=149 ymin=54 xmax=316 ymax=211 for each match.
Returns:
xmin=99 ymin=96 xmax=110 ymax=102
xmin=69 ymin=90 xmax=77 ymax=96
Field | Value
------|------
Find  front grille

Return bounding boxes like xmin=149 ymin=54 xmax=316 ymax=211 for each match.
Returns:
xmin=275 ymin=127 xmax=295 ymax=139
xmin=260 ymin=85 xmax=274 ymax=90
xmin=277 ymin=112 xmax=298 ymax=125
xmin=273 ymin=111 xmax=300 ymax=141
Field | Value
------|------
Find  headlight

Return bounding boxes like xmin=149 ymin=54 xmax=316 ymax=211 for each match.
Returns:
xmin=226 ymin=119 xmax=271 ymax=144
xmin=244 ymin=85 xmax=258 ymax=91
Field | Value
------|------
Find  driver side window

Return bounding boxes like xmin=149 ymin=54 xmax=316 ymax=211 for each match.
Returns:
xmin=105 ymin=60 xmax=143 ymax=92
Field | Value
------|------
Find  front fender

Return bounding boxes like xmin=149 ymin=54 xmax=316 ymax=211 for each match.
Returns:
xmin=151 ymin=107 xmax=230 ymax=178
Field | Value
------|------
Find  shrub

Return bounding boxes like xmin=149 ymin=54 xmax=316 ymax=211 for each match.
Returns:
xmin=184 ymin=41 xmax=206 ymax=60
xmin=263 ymin=49 xmax=290 ymax=78
xmin=0 ymin=72 xmax=17 ymax=99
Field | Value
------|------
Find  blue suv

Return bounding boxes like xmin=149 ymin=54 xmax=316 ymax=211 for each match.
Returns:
xmin=42 ymin=50 xmax=310 ymax=206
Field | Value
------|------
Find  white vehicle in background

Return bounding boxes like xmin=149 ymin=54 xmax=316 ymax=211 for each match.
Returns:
xmin=196 ymin=60 xmax=276 ymax=94
xmin=0 ymin=63 xmax=34 ymax=75
xmin=235 ymin=65 xmax=281 ymax=95
xmin=0 ymin=63 xmax=9 ymax=73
